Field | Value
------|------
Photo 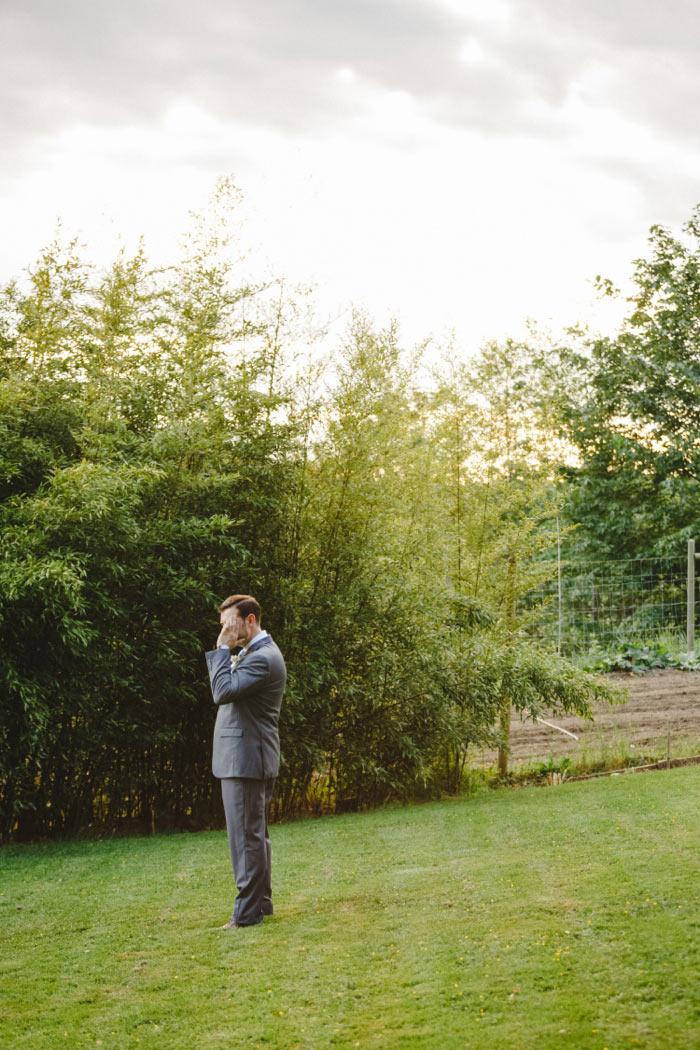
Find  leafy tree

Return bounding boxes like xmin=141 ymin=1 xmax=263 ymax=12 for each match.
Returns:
xmin=428 ymin=341 xmax=590 ymax=774
xmin=544 ymin=207 xmax=700 ymax=559
xmin=0 ymin=228 xmax=290 ymax=839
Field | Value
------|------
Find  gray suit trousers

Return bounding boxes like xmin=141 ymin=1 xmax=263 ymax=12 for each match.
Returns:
xmin=221 ymin=777 xmax=275 ymax=926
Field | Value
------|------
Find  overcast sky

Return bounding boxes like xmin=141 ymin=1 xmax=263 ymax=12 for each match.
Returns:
xmin=2 ymin=0 xmax=700 ymax=349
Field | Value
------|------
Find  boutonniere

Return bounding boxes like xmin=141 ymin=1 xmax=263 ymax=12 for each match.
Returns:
xmin=231 ymin=646 xmax=249 ymax=668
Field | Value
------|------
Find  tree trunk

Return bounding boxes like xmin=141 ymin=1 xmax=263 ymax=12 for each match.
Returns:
xmin=497 ymin=699 xmax=511 ymax=776
xmin=498 ymin=552 xmax=517 ymax=776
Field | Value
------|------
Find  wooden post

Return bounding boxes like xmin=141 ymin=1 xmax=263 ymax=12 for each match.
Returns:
xmin=688 ymin=539 xmax=695 ymax=655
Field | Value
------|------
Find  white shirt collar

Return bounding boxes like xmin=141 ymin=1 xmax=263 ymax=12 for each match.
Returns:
xmin=241 ymin=629 xmax=268 ymax=655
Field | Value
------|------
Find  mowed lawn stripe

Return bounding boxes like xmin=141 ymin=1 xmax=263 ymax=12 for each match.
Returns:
xmin=3 ymin=768 xmax=700 ymax=1049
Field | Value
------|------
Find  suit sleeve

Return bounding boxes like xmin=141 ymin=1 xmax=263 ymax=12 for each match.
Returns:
xmin=205 ymin=648 xmax=270 ymax=706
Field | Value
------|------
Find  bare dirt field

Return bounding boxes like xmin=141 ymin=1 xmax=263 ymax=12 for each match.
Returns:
xmin=483 ymin=669 xmax=700 ymax=767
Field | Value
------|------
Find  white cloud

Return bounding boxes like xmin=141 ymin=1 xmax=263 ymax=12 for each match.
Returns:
xmin=1 ymin=0 xmax=700 ymax=353
xmin=459 ymin=36 xmax=491 ymax=68
xmin=438 ymin=0 xmax=512 ymax=27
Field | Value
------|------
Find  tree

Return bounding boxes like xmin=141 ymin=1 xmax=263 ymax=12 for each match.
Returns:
xmin=545 ymin=206 xmax=700 ymax=559
xmin=428 ymin=340 xmax=589 ymax=775
xmin=0 ymin=225 xmax=292 ymax=839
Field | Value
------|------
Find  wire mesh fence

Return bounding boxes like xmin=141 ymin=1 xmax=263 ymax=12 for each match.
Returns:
xmin=527 ymin=555 xmax=688 ymax=654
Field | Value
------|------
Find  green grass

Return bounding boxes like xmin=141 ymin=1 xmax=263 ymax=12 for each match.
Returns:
xmin=4 ymin=769 xmax=700 ymax=1049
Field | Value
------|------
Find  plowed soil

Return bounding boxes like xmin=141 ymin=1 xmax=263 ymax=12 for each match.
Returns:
xmin=484 ymin=669 xmax=700 ymax=766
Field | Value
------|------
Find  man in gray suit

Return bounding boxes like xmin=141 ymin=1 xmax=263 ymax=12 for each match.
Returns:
xmin=205 ymin=594 xmax=286 ymax=929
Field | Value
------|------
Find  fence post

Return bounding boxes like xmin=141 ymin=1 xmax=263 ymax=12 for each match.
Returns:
xmin=688 ymin=538 xmax=695 ymax=655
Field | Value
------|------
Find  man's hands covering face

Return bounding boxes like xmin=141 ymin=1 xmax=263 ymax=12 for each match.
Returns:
xmin=216 ymin=610 xmax=247 ymax=649
xmin=216 ymin=623 xmax=240 ymax=648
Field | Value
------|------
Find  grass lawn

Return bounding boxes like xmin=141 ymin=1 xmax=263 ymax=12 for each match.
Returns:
xmin=3 ymin=768 xmax=700 ymax=1050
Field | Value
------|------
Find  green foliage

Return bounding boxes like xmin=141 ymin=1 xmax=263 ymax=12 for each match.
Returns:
xmin=583 ymin=642 xmax=700 ymax=675
xmin=0 ymin=225 xmax=291 ymax=840
xmin=534 ymin=755 xmax=572 ymax=778
xmin=0 ymin=204 xmax=618 ymax=840
xmin=540 ymin=206 xmax=700 ymax=560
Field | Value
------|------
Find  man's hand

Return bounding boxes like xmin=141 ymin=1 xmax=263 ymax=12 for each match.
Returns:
xmin=216 ymin=623 xmax=244 ymax=649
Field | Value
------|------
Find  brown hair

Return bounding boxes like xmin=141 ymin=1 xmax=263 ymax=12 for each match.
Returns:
xmin=218 ymin=594 xmax=261 ymax=623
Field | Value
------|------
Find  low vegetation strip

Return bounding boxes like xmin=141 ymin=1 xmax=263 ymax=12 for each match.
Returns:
xmin=3 ymin=769 xmax=700 ymax=1050
xmin=567 ymin=753 xmax=700 ymax=781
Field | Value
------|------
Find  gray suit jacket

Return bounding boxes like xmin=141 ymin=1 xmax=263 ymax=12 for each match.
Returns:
xmin=205 ymin=634 xmax=286 ymax=780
